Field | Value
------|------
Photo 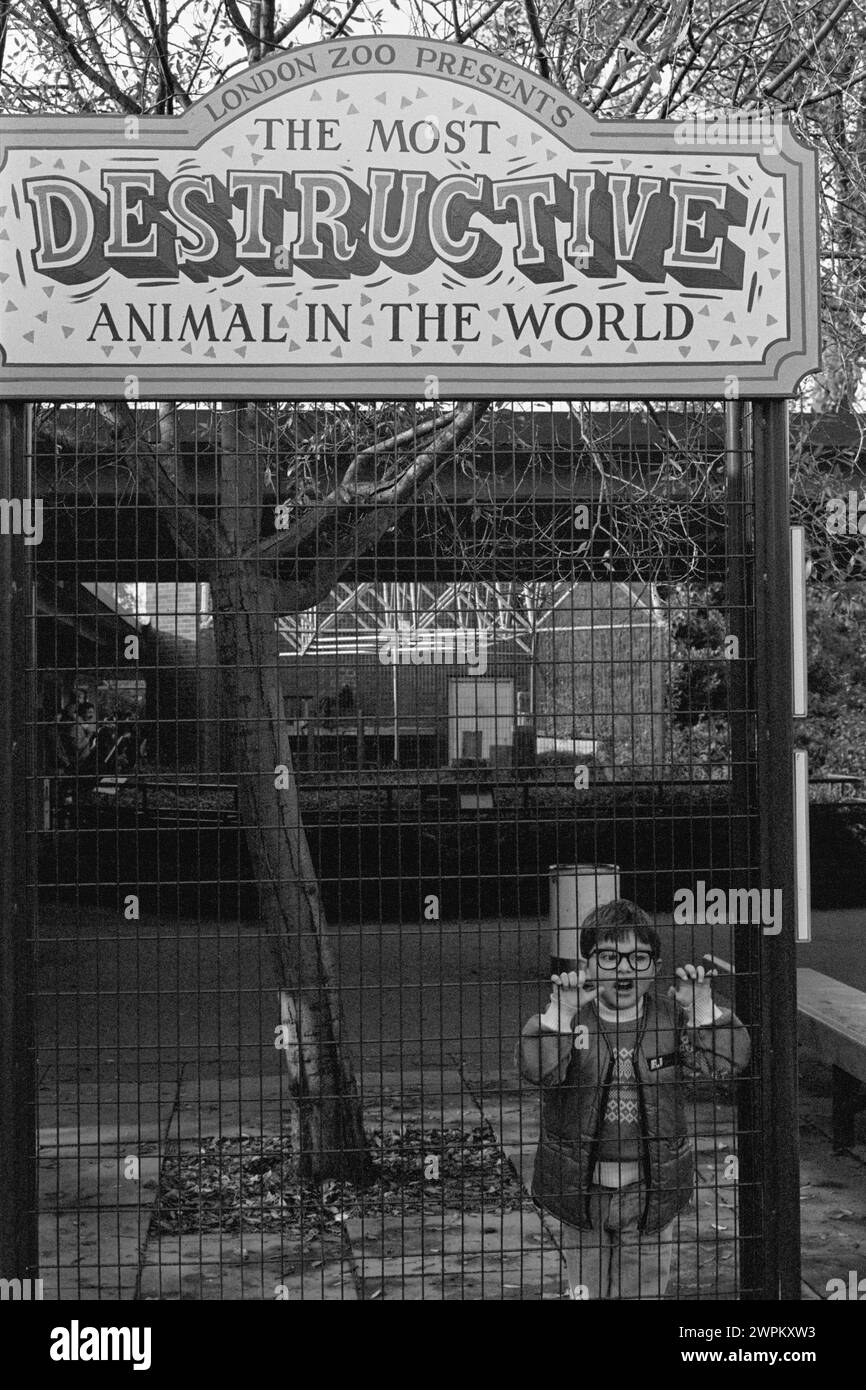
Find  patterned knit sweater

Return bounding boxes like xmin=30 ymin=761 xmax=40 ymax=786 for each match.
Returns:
xmin=594 ymin=998 xmax=644 ymax=1187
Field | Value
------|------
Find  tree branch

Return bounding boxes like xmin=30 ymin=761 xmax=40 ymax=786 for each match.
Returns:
xmin=740 ymin=0 xmax=826 ymax=101
xmin=763 ymin=0 xmax=855 ymax=97
xmin=183 ymin=0 xmax=227 ymax=95
xmin=106 ymin=0 xmax=150 ymax=53
xmin=523 ymin=0 xmax=552 ymax=81
xmin=95 ymin=401 xmax=222 ymax=565
xmin=339 ymin=408 xmax=460 ymax=490
xmin=790 ymin=65 xmax=866 ymax=111
xmin=0 ymin=0 xmax=12 ymax=80
xmin=731 ymin=0 xmax=772 ymax=105
xmin=273 ymin=1 xmax=318 ymax=44
xmin=224 ymin=0 xmax=258 ymax=48
xmin=327 ymin=0 xmax=364 ymax=39
xmin=581 ymin=1 xmax=647 ymax=94
xmin=35 ymin=0 xmax=142 ymax=111
xmin=138 ymin=0 xmax=184 ymax=111
xmin=292 ymin=401 xmax=491 ymax=609
xmin=251 ymin=408 xmax=468 ymax=563
xmin=224 ymin=0 xmax=318 ymax=53
xmin=70 ymin=0 xmax=127 ymax=99
xmin=452 ymin=0 xmax=509 ymax=44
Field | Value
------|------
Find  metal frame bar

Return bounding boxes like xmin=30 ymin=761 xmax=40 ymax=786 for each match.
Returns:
xmin=727 ymin=398 xmax=765 ymax=1300
xmin=0 ymin=394 xmax=803 ymax=1300
xmin=794 ymin=749 xmax=811 ymax=945
xmin=752 ymin=398 xmax=800 ymax=1298
xmin=0 ymin=401 xmax=38 ymax=1284
xmin=790 ymin=527 xmax=808 ymax=719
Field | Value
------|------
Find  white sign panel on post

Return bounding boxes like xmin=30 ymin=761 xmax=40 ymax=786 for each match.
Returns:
xmin=0 ymin=36 xmax=820 ymax=399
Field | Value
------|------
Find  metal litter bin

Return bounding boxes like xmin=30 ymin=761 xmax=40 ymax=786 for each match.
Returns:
xmin=549 ymin=863 xmax=621 ymax=973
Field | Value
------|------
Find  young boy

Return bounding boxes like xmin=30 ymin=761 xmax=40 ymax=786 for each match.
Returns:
xmin=520 ymin=899 xmax=750 ymax=1300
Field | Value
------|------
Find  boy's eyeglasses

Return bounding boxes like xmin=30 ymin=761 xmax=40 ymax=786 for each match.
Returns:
xmin=591 ymin=948 xmax=655 ymax=972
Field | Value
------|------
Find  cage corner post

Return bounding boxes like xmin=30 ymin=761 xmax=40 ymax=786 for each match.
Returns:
xmin=752 ymin=396 xmax=801 ymax=1300
xmin=727 ymin=396 xmax=762 ymax=1301
xmin=0 ymin=399 xmax=39 ymax=1284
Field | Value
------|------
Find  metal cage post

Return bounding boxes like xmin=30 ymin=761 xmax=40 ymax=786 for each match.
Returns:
xmin=752 ymin=397 xmax=800 ymax=1299
xmin=0 ymin=401 xmax=38 ymax=1284
xmin=726 ymin=399 xmax=765 ymax=1300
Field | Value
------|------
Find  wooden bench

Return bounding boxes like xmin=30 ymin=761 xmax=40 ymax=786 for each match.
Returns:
xmin=797 ymin=968 xmax=866 ymax=1149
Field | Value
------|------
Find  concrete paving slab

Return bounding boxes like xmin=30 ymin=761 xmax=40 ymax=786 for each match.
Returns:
xmin=38 ymin=1081 xmax=177 ymax=1300
xmin=798 ymin=1110 xmax=866 ymax=1299
xmin=343 ymin=1073 xmax=559 ymax=1300
xmin=359 ymin=1267 xmax=566 ymax=1300
xmin=346 ymin=1216 xmax=564 ymax=1300
xmin=165 ymin=1103 xmax=293 ymax=1143
xmin=40 ymin=1125 xmax=168 ymax=1151
xmin=39 ymin=1084 xmax=180 ymax=1128
xmin=179 ymin=1074 xmax=288 ymax=1102
xmin=39 ymin=1211 xmax=148 ymax=1301
xmin=138 ymin=1234 xmax=357 ymax=1300
xmin=40 ymin=1155 xmax=161 ymax=1211
xmin=349 ymin=1210 xmax=551 ymax=1260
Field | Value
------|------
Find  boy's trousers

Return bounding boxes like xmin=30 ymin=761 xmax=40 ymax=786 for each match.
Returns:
xmin=559 ymin=1186 xmax=675 ymax=1300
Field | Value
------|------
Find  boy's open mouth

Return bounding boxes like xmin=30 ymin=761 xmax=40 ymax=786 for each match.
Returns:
xmin=614 ymin=980 xmax=636 ymax=993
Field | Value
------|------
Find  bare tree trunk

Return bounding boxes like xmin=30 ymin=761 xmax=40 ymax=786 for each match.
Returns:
xmin=205 ymin=400 xmax=487 ymax=1180
xmin=209 ymin=562 xmax=370 ymax=1181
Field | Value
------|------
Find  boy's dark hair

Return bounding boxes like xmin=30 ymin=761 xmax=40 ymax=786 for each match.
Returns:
xmin=579 ymin=899 xmax=661 ymax=961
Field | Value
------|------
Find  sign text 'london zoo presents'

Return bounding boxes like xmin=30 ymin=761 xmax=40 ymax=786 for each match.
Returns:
xmin=0 ymin=37 xmax=819 ymax=399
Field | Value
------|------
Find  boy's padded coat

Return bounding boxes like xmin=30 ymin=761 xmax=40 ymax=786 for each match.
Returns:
xmin=520 ymin=992 xmax=751 ymax=1233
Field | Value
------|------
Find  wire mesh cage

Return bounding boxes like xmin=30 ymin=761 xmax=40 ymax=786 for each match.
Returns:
xmin=24 ymin=395 xmax=778 ymax=1300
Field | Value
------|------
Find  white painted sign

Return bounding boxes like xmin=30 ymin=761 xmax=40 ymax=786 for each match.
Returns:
xmin=0 ymin=36 xmax=820 ymax=398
